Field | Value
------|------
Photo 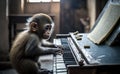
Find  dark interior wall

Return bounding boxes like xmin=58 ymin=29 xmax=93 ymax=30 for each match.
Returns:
xmin=60 ymin=0 xmax=88 ymax=34
xmin=9 ymin=0 xmax=23 ymax=14
xmin=0 ymin=0 xmax=9 ymax=61
xmin=96 ymin=0 xmax=108 ymax=19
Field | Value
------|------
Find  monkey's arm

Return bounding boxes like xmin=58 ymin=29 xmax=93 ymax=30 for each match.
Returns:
xmin=25 ymin=36 xmax=61 ymax=57
xmin=37 ymin=45 xmax=61 ymax=55
xmin=41 ymin=39 xmax=57 ymax=47
xmin=42 ymin=39 xmax=64 ymax=50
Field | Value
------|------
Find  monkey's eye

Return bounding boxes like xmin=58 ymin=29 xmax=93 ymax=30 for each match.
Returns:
xmin=45 ymin=26 xmax=50 ymax=30
xmin=44 ymin=24 xmax=52 ymax=30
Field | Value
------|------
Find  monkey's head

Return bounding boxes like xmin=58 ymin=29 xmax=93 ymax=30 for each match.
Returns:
xmin=27 ymin=13 xmax=54 ymax=39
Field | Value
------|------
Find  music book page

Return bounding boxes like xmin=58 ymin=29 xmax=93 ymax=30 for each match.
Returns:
xmin=87 ymin=3 xmax=120 ymax=44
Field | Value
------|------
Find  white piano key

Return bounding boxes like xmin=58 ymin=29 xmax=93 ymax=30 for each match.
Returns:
xmin=57 ymin=72 xmax=67 ymax=74
xmin=57 ymin=69 xmax=67 ymax=72
xmin=57 ymin=63 xmax=66 ymax=69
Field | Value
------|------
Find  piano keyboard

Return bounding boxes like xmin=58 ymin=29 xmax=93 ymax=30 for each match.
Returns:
xmin=53 ymin=38 xmax=67 ymax=74
xmin=53 ymin=55 xmax=67 ymax=74
xmin=61 ymin=38 xmax=77 ymax=66
xmin=53 ymin=38 xmax=77 ymax=74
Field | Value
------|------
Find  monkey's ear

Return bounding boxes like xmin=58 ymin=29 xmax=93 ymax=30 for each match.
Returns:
xmin=30 ymin=22 xmax=38 ymax=32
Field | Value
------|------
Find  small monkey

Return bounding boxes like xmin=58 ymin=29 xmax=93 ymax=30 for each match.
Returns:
xmin=9 ymin=13 xmax=62 ymax=74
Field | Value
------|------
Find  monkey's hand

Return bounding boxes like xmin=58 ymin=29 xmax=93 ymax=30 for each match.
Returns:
xmin=53 ymin=47 xmax=64 ymax=55
xmin=39 ymin=68 xmax=52 ymax=74
xmin=56 ymin=45 xmax=64 ymax=49
xmin=57 ymin=45 xmax=64 ymax=54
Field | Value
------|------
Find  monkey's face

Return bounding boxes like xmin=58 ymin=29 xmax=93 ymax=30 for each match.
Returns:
xmin=42 ymin=24 xmax=52 ymax=39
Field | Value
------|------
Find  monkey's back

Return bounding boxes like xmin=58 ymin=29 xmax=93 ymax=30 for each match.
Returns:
xmin=10 ymin=31 xmax=29 ymax=61
xmin=9 ymin=31 xmax=39 ymax=74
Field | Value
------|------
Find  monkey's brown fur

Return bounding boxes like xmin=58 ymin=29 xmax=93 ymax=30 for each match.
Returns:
xmin=10 ymin=13 xmax=61 ymax=74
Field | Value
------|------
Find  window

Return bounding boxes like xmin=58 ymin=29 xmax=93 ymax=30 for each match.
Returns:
xmin=28 ymin=0 xmax=51 ymax=2
xmin=28 ymin=0 xmax=60 ymax=2
xmin=52 ymin=0 xmax=60 ymax=2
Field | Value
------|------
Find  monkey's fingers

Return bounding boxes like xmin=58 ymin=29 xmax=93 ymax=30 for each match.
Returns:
xmin=60 ymin=49 xmax=64 ymax=54
xmin=39 ymin=68 xmax=52 ymax=74
xmin=56 ymin=49 xmax=63 ymax=55
xmin=57 ymin=45 xmax=64 ymax=50
xmin=56 ymin=51 xmax=62 ymax=55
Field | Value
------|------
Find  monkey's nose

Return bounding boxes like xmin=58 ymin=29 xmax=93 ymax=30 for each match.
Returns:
xmin=46 ymin=30 xmax=50 ymax=34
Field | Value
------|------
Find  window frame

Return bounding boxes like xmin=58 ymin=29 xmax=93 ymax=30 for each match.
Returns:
xmin=27 ymin=0 xmax=60 ymax=3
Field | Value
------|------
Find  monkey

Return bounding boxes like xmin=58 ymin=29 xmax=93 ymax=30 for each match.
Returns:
xmin=9 ymin=13 xmax=63 ymax=74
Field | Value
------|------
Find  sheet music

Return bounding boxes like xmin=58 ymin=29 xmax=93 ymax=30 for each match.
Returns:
xmin=87 ymin=3 xmax=120 ymax=44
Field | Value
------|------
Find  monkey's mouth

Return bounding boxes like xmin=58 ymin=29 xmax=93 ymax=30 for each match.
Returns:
xmin=43 ymin=35 xmax=49 ymax=39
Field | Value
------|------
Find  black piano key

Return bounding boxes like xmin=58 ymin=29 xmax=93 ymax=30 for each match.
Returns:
xmin=64 ymin=61 xmax=76 ymax=65
xmin=60 ymin=38 xmax=77 ymax=66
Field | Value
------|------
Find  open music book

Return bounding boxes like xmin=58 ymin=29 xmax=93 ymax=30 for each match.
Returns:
xmin=87 ymin=2 xmax=120 ymax=44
